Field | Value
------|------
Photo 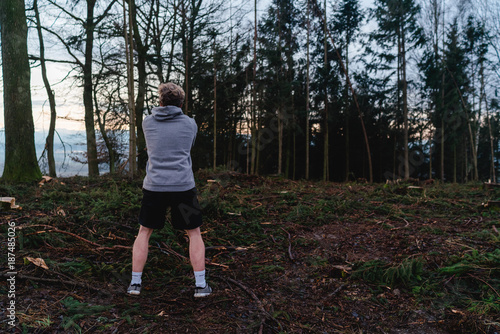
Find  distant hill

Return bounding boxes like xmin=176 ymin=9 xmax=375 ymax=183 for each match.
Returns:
xmin=0 ymin=129 xmax=110 ymax=177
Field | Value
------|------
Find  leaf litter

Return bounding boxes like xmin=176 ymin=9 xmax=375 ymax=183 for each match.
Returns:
xmin=0 ymin=171 xmax=499 ymax=333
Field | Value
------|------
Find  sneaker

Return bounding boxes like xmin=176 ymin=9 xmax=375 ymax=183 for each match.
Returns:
xmin=194 ymin=284 xmax=212 ymax=297
xmin=127 ymin=283 xmax=141 ymax=295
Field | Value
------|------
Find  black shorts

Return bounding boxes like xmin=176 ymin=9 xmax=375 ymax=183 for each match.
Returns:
xmin=139 ymin=188 xmax=202 ymax=230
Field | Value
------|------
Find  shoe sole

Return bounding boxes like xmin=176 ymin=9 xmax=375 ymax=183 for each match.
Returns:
xmin=127 ymin=290 xmax=140 ymax=295
xmin=194 ymin=293 xmax=211 ymax=297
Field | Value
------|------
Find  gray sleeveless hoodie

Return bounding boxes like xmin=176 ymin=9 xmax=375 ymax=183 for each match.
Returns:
xmin=142 ymin=105 xmax=197 ymax=192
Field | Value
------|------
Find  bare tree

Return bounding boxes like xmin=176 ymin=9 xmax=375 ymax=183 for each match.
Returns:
xmin=0 ymin=0 xmax=42 ymax=182
xmin=124 ymin=0 xmax=136 ymax=176
xmin=46 ymin=0 xmax=118 ymax=177
xmin=305 ymin=0 xmax=311 ymax=180
xmin=34 ymin=0 xmax=57 ymax=177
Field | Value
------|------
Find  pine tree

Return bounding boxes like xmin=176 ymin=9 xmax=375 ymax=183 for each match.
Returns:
xmin=370 ymin=0 xmax=424 ymax=179
xmin=442 ymin=20 xmax=471 ymax=182
xmin=419 ymin=0 xmax=444 ymax=181
xmin=259 ymin=0 xmax=299 ymax=176
xmin=332 ymin=0 xmax=363 ymax=181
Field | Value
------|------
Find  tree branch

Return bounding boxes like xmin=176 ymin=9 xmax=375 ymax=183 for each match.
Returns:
xmin=36 ymin=25 xmax=84 ymax=68
xmin=95 ymin=0 xmax=119 ymax=26
xmin=28 ymin=55 xmax=79 ymax=65
xmin=46 ymin=0 xmax=85 ymax=24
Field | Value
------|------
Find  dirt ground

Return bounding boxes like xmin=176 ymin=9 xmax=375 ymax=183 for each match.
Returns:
xmin=1 ymin=171 xmax=499 ymax=333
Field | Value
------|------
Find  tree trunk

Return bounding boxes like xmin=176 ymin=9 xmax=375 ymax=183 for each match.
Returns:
xmin=441 ymin=118 xmax=444 ymax=182
xmin=285 ymin=91 xmax=294 ymax=178
xmin=429 ymin=0 xmax=439 ymax=181
xmin=429 ymin=131 xmax=433 ymax=179
xmin=277 ymin=6 xmax=283 ymax=176
xmin=213 ymin=36 xmax=217 ymax=171
xmin=305 ymin=0 xmax=310 ymax=180
xmin=84 ymin=0 xmax=99 ymax=177
xmin=34 ymin=0 xmax=57 ymax=177
xmin=0 ymin=0 xmax=42 ymax=182
xmin=345 ymin=34 xmax=350 ymax=182
xmin=402 ymin=27 xmax=410 ymax=180
xmin=440 ymin=0 xmax=445 ymax=183
xmin=285 ymin=127 xmax=291 ymax=178
xmin=182 ymin=1 xmax=189 ymax=115
xmin=323 ymin=0 xmax=329 ymax=181
xmin=293 ymin=127 xmax=296 ymax=180
xmin=464 ymin=140 xmax=468 ymax=182
xmin=251 ymin=0 xmax=258 ymax=175
xmin=447 ymin=67 xmax=479 ymax=181
xmin=131 ymin=0 xmax=148 ymax=171
xmin=278 ymin=108 xmax=283 ymax=175
xmin=94 ymin=90 xmax=115 ymax=173
xmin=483 ymin=84 xmax=496 ymax=183
xmin=311 ymin=0 xmax=372 ymax=182
xmin=125 ymin=0 xmax=136 ymax=177
xmin=166 ymin=0 xmax=178 ymax=82
xmin=453 ymin=145 xmax=456 ymax=183
xmin=255 ymin=115 xmax=261 ymax=175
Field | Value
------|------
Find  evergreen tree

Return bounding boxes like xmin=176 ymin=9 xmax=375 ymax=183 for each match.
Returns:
xmin=332 ymin=0 xmax=363 ymax=181
xmin=309 ymin=0 xmax=342 ymax=181
xmin=442 ymin=20 xmax=471 ymax=182
xmin=464 ymin=16 xmax=489 ymax=181
xmin=259 ymin=0 xmax=299 ymax=176
xmin=369 ymin=0 xmax=424 ymax=179
xmin=419 ymin=0 xmax=444 ymax=181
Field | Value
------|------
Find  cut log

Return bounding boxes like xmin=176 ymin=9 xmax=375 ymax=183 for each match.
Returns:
xmin=38 ymin=175 xmax=53 ymax=186
xmin=0 ymin=197 xmax=21 ymax=210
xmin=407 ymin=186 xmax=425 ymax=196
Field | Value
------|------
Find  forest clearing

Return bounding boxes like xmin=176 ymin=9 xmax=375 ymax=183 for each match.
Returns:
xmin=1 ymin=170 xmax=499 ymax=333
xmin=1 ymin=0 xmax=500 ymax=332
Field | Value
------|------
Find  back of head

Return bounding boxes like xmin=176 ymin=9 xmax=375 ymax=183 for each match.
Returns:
xmin=158 ymin=82 xmax=185 ymax=107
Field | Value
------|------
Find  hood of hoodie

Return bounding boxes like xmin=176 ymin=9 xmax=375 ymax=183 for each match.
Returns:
xmin=151 ymin=105 xmax=183 ymax=121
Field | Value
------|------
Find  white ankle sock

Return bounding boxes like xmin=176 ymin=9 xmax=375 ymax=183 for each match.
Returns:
xmin=194 ymin=270 xmax=206 ymax=288
xmin=131 ymin=271 xmax=142 ymax=285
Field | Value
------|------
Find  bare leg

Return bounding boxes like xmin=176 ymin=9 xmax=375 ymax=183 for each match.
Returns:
xmin=186 ymin=227 xmax=205 ymax=272
xmin=132 ymin=225 xmax=154 ymax=273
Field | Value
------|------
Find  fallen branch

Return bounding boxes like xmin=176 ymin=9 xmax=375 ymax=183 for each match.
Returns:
xmin=96 ymin=245 xmax=132 ymax=251
xmin=19 ymin=224 xmax=133 ymax=251
xmin=281 ymin=228 xmax=294 ymax=262
xmin=205 ymin=261 xmax=230 ymax=269
xmin=212 ymin=274 xmax=281 ymax=332
xmin=214 ymin=275 xmax=266 ymax=312
xmin=467 ymin=273 xmax=500 ymax=299
xmin=18 ymin=224 xmax=101 ymax=247
xmin=1 ymin=271 xmax=112 ymax=296
xmin=159 ymin=242 xmax=190 ymax=262
xmin=329 ymin=284 xmax=345 ymax=297
xmin=158 ymin=242 xmax=229 ymax=268
xmin=205 ymin=246 xmax=248 ymax=252
xmin=391 ymin=219 xmax=410 ymax=231
xmin=252 ymin=202 xmax=263 ymax=210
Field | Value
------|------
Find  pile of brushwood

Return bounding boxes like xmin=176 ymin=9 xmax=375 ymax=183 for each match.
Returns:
xmin=1 ymin=170 xmax=499 ymax=333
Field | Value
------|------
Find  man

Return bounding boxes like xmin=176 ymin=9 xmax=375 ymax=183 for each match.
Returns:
xmin=127 ymin=82 xmax=211 ymax=298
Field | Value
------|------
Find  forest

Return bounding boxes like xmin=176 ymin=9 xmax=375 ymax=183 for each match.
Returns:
xmin=1 ymin=0 xmax=500 ymax=333
xmin=1 ymin=0 xmax=500 ymax=183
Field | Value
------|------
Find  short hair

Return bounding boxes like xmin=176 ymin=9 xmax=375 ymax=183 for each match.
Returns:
xmin=158 ymin=82 xmax=185 ymax=107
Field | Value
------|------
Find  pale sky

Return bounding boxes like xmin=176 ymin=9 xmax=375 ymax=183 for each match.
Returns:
xmin=8 ymin=0 xmax=476 ymax=137
xmin=0 ymin=39 xmax=86 ymax=132
xmin=0 ymin=0 xmax=377 ymax=133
